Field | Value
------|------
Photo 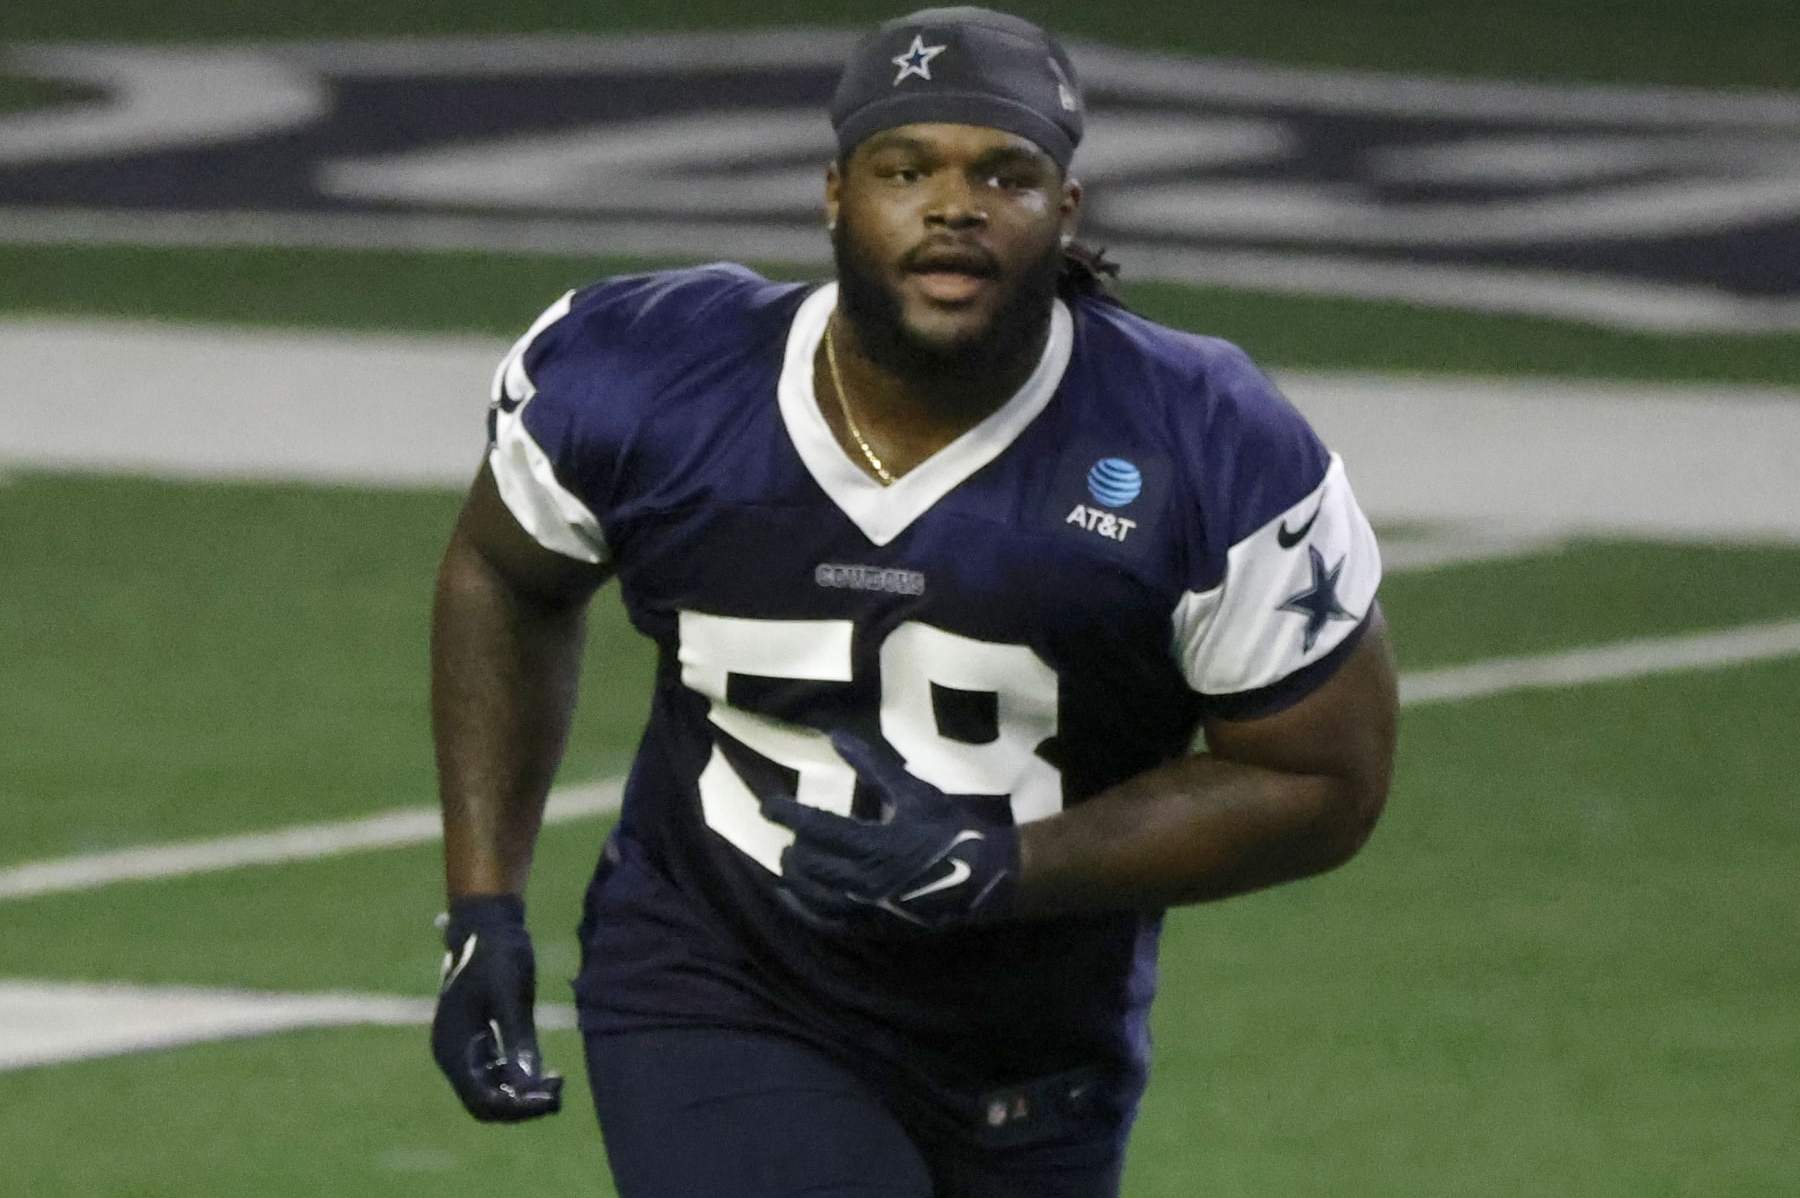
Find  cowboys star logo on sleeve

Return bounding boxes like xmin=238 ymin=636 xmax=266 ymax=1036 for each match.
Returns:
xmin=1278 ymin=545 xmax=1356 ymax=653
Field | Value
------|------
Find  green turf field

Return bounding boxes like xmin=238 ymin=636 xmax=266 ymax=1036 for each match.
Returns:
xmin=4 ymin=1 xmax=1798 ymax=1195
xmin=5 ymin=495 xmax=1799 ymax=1194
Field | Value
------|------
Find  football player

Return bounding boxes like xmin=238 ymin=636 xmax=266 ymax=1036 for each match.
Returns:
xmin=430 ymin=7 xmax=1397 ymax=1196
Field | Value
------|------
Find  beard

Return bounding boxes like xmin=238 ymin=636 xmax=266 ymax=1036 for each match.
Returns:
xmin=830 ymin=214 xmax=1064 ymax=388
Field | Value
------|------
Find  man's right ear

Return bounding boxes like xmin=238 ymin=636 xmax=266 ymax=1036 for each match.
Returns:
xmin=824 ymin=161 xmax=842 ymax=233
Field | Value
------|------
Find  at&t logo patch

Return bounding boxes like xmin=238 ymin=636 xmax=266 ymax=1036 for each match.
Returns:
xmin=1066 ymin=457 xmax=1142 ymax=542
xmin=1085 ymin=458 xmax=1142 ymax=506
xmin=1065 ymin=505 xmax=1137 ymax=542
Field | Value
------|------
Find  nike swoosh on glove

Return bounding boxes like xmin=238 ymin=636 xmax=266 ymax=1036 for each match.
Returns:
xmin=430 ymin=894 xmax=564 ymax=1122
xmin=760 ymin=731 xmax=1019 ymax=932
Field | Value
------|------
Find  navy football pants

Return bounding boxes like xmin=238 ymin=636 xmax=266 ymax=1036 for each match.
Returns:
xmin=585 ymin=1028 xmax=1125 ymax=1198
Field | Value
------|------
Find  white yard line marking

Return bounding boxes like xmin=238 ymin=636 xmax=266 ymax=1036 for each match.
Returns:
xmin=1399 ymin=618 xmax=1800 ymax=706
xmin=0 ymin=979 xmax=575 ymax=1072
xmin=3 ymin=618 xmax=1800 ymax=904
xmin=0 ymin=781 xmax=620 ymax=902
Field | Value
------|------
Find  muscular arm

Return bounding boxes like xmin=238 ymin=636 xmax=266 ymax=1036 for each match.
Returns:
xmin=1015 ymin=608 xmax=1398 ymax=915
xmin=432 ymin=461 xmax=610 ymax=900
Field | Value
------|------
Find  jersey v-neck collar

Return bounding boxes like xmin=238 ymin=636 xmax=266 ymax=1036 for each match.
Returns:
xmin=777 ymin=282 xmax=1073 ymax=547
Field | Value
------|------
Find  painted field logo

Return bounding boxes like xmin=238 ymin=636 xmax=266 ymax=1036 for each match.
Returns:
xmin=0 ymin=32 xmax=1796 ymax=331
xmin=1085 ymin=458 xmax=1142 ymax=507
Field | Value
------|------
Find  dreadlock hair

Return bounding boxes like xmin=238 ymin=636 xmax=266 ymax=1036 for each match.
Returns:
xmin=1056 ymin=239 xmax=1122 ymax=303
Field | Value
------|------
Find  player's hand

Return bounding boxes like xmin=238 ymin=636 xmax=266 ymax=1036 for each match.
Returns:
xmin=761 ymin=731 xmax=1018 ymax=932
xmin=430 ymin=894 xmax=564 ymax=1122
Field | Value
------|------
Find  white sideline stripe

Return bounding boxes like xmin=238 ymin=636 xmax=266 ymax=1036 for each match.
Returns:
xmin=0 ymin=781 xmax=621 ymax=902
xmin=1399 ymin=618 xmax=1800 ymax=706
xmin=13 ymin=318 xmax=1799 ymax=540
xmin=0 ymin=979 xmax=575 ymax=1072
xmin=5 ymin=619 xmax=1800 ymax=904
xmin=9 ymin=318 xmax=1798 ymax=540
xmin=1376 ymin=529 xmax=1564 ymax=573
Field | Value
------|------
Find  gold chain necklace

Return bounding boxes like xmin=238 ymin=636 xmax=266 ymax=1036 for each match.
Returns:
xmin=824 ymin=317 xmax=897 ymax=486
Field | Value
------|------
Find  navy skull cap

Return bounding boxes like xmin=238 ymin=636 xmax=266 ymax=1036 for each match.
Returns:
xmin=829 ymin=7 xmax=1084 ymax=170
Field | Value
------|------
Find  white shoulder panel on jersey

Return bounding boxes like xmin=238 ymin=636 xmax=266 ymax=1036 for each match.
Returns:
xmin=489 ymin=289 xmax=574 ymax=407
xmin=485 ymin=290 xmax=609 ymax=565
xmin=1172 ymin=453 xmax=1381 ymax=698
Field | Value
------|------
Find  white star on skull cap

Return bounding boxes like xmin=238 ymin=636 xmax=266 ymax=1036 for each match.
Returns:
xmin=891 ymin=34 xmax=947 ymax=85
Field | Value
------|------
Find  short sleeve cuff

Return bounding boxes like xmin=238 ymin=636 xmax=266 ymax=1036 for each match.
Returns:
xmin=1198 ymin=611 xmax=1372 ymax=720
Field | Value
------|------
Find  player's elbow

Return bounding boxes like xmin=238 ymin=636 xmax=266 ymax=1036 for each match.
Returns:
xmin=1313 ymin=775 xmax=1389 ymax=872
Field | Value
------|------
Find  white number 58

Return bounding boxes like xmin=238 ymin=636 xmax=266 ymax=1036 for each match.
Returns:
xmin=677 ymin=612 xmax=1063 ymax=874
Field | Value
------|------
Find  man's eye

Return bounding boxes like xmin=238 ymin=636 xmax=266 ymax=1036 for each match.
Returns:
xmin=988 ymin=174 xmax=1033 ymax=191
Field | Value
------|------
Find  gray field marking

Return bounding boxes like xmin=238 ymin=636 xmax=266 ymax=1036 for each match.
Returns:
xmin=5 ymin=618 xmax=1800 ymax=904
xmin=4 ymin=319 xmax=1797 ymax=540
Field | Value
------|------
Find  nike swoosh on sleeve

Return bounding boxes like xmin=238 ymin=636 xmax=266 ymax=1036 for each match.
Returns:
xmin=1276 ymin=503 xmax=1323 ymax=549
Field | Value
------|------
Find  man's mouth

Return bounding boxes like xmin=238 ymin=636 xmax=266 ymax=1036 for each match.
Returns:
xmin=903 ymin=246 xmax=999 ymax=305
xmin=909 ymin=270 xmax=993 ymax=303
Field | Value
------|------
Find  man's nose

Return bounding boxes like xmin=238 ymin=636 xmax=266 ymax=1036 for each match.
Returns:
xmin=923 ymin=174 xmax=989 ymax=230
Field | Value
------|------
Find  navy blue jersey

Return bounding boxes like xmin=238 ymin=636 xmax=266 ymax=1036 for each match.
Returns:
xmin=486 ymin=264 xmax=1380 ymax=1139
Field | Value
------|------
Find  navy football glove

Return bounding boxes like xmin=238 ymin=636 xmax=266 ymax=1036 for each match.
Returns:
xmin=430 ymin=894 xmax=564 ymax=1122
xmin=761 ymin=731 xmax=1019 ymax=932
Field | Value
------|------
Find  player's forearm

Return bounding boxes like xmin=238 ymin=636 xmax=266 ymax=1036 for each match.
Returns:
xmin=431 ymin=530 xmax=587 ymax=900
xmin=1013 ymin=754 xmax=1382 ymax=916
